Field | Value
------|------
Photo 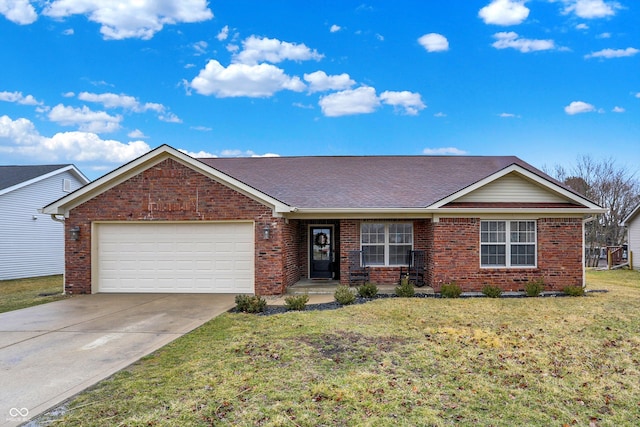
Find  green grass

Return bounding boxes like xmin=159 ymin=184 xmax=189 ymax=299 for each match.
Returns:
xmin=0 ymin=275 xmax=67 ymax=313
xmin=41 ymin=270 xmax=640 ymax=426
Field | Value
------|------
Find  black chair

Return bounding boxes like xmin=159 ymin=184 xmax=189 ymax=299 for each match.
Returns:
xmin=348 ymin=250 xmax=370 ymax=285
xmin=399 ymin=250 xmax=426 ymax=287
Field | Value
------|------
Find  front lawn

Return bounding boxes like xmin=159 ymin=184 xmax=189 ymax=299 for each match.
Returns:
xmin=41 ymin=270 xmax=640 ymax=426
xmin=0 ymin=275 xmax=67 ymax=313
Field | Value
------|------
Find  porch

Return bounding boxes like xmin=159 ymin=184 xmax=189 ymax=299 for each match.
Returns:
xmin=287 ymin=278 xmax=435 ymax=296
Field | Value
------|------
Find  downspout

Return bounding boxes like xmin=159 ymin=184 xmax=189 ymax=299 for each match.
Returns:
xmin=49 ymin=214 xmax=67 ymax=294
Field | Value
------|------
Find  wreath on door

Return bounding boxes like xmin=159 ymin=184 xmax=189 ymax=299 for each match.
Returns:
xmin=314 ymin=232 xmax=329 ymax=248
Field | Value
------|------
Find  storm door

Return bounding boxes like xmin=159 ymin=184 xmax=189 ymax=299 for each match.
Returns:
xmin=310 ymin=226 xmax=334 ymax=279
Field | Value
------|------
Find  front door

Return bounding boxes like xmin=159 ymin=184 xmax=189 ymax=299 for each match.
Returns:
xmin=310 ymin=226 xmax=333 ymax=279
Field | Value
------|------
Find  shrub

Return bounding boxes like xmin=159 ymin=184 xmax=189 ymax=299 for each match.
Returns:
xmin=563 ymin=285 xmax=585 ymax=297
xmin=284 ymin=294 xmax=309 ymax=311
xmin=525 ymin=279 xmax=545 ymax=297
xmin=395 ymin=280 xmax=415 ymax=298
xmin=357 ymin=283 xmax=378 ymax=298
xmin=334 ymin=285 xmax=356 ymax=305
xmin=235 ymin=294 xmax=267 ymax=313
xmin=481 ymin=285 xmax=502 ymax=298
xmin=440 ymin=282 xmax=462 ymax=298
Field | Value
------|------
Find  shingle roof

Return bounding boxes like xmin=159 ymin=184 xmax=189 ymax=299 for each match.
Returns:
xmin=199 ymin=155 xmax=544 ymax=209
xmin=0 ymin=165 xmax=71 ymax=192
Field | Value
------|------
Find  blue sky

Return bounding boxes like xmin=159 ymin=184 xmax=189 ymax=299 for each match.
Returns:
xmin=0 ymin=0 xmax=638 ymax=180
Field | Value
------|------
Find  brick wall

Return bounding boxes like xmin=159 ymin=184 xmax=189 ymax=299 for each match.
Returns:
xmin=430 ymin=217 xmax=583 ymax=292
xmin=65 ymin=158 xmax=288 ymax=295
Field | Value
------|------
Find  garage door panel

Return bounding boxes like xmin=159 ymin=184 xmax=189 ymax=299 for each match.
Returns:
xmin=97 ymin=222 xmax=254 ymax=293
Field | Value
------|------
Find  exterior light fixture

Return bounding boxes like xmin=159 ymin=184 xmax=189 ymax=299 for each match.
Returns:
xmin=69 ymin=226 xmax=80 ymax=241
xmin=263 ymin=225 xmax=271 ymax=240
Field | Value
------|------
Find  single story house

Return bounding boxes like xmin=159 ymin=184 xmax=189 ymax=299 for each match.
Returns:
xmin=1 ymin=164 xmax=89 ymax=280
xmin=621 ymin=204 xmax=639 ymax=270
xmin=43 ymin=145 xmax=604 ymax=295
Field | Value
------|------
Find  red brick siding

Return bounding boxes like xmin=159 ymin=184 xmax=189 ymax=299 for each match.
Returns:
xmin=430 ymin=217 xmax=583 ymax=292
xmin=65 ymin=158 xmax=287 ymax=295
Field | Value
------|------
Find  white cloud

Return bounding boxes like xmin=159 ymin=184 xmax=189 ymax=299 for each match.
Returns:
xmin=0 ymin=0 xmax=37 ymax=24
xmin=612 ymin=106 xmax=625 ymax=113
xmin=77 ymin=92 xmax=180 ymax=122
xmin=498 ymin=112 xmax=520 ymax=118
xmin=179 ymin=149 xmax=217 ymax=158
xmin=575 ymin=23 xmax=589 ymax=30
xmin=233 ymin=35 xmax=324 ymax=65
xmin=303 ymin=71 xmax=355 ymax=93
xmin=418 ymin=33 xmax=449 ymax=52
xmin=636 ymin=92 xmax=640 ymax=99
xmin=478 ymin=0 xmax=529 ymax=26
xmin=379 ymin=91 xmax=426 ymax=115
xmin=585 ymin=47 xmax=639 ymax=59
xmin=597 ymin=32 xmax=611 ymax=39
xmin=128 ymin=129 xmax=147 ymax=138
xmin=42 ymin=0 xmax=213 ymax=40
xmin=0 ymin=91 xmax=42 ymax=106
xmin=561 ymin=0 xmax=621 ymax=19
xmin=492 ymin=32 xmax=555 ymax=52
xmin=63 ymin=28 xmax=74 ymax=35
xmin=0 ymin=115 xmax=150 ymax=163
xmin=217 ymin=25 xmax=229 ymax=41
xmin=193 ymin=40 xmax=208 ymax=55
xmin=78 ymin=92 xmax=164 ymax=112
xmin=219 ymin=149 xmax=280 ymax=158
xmin=423 ymin=147 xmax=468 ymax=155
xmin=318 ymin=86 xmax=380 ymax=117
xmin=190 ymin=125 xmax=212 ymax=131
xmin=189 ymin=60 xmax=305 ymax=98
xmin=434 ymin=112 xmax=447 ymax=118
xmin=330 ymin=24 xmax=341 ymax=33
xmin=564 ymin=101 xmax=596 ymax=115
xmin=48 ymin=104 xmax=122 ymax=133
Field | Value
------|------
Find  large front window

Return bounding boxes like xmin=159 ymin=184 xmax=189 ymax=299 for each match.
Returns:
xmin=481 ymin=220 xmax=536 ymax=267
xmin=361 ymin=223 xmax=413 ymax=266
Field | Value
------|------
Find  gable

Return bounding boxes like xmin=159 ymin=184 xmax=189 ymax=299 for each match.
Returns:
xmin=43 ymin=145 xmax=292 ymax=217
xmin=455 ymin=172 xmax=569 ymax=204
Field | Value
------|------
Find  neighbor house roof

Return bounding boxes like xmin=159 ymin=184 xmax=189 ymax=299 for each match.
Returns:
xmin=0 ymin=165 xmax=90 ymax=196
xmin=43 ymin=145 xmax=604 ymax=217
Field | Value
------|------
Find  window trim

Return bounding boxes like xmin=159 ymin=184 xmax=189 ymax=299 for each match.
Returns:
xmin=480 ymin=220 xmax=537 ymax=268
xmin=360 ymin=222 xmax=413 ymax=267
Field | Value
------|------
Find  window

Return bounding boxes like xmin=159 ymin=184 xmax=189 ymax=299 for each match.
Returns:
xmin=361 ymin=223 xmax=413 ymax=266
xmin=481 ymin=220 xmax=536 ymax=267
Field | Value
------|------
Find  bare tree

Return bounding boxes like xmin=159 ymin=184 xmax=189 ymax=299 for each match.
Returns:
xmin=546 ymin=156 xmax=640 ymax=267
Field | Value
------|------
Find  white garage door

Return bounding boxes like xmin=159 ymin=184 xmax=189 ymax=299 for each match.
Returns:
xmin=96 ymin=222 xmax=254 ymax=293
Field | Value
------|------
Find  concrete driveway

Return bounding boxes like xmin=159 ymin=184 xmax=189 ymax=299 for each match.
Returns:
xmin=0 ymin=293 xmax=236 ymax=426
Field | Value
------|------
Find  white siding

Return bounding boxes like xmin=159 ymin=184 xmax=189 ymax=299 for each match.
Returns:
xmin=457 ymin=173 xmax=568 ymax=203
xmin=629 ymin=216 xmax=640 ymax=270
xmin=0 ymin=171 xmax=86 ymax=280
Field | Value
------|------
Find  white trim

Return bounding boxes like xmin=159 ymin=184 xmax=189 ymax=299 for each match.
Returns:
xmin=428 ymin=164 xmax=605 ymax=211
xmin=621 ymin=204 xmax=640 ymax=226
xmin=43 ymin=145 xmax=293 ymax=216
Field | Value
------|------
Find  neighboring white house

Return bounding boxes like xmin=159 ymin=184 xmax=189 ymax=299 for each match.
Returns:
xmin=622 ymin=204 xmax=640 ymax=271
xmin=0 ymin=165 xmax=90 ymax=280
